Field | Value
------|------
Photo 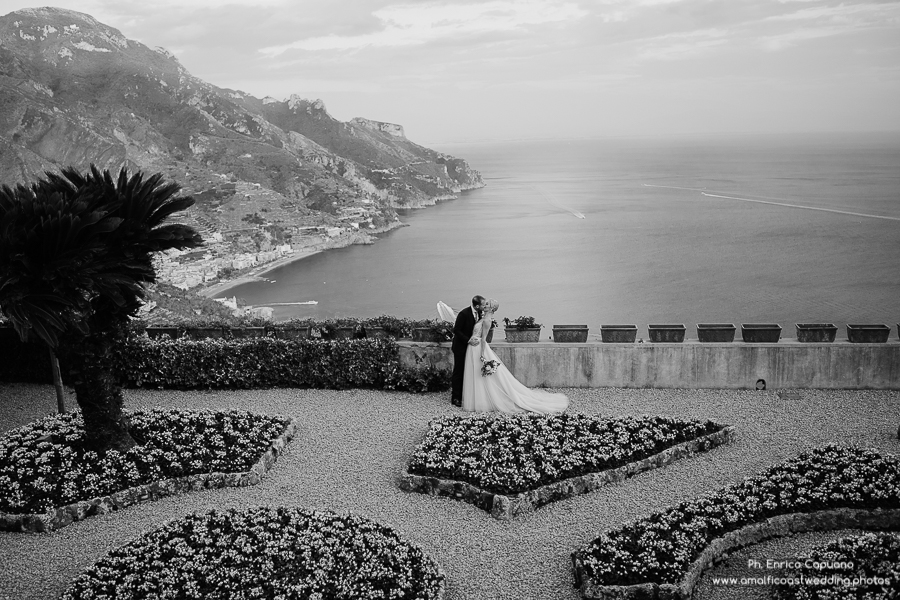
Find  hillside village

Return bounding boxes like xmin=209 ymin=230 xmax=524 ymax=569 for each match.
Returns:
xmin=154 ymin=182 xmax=399 ymax=291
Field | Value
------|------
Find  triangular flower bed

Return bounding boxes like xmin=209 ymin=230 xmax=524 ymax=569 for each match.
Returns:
xmin=0 ymin=409 xmax=296 ymax=532
xmin=572 ymin=445 xmax=900 ymax=599
xmin=61 ymin=507 xmax=445 ymax=600
xmin=400 ymin=413 xmax=733 ymax=519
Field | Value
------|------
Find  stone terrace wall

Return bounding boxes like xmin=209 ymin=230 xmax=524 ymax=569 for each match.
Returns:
xmin=399 ymin=341 xmax=900 ymax=390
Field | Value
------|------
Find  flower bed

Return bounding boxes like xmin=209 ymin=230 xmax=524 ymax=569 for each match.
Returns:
xmin=0 ymin=409 xmax=294 ymax=532
xmin=771 ymin=532 xmax=900 ymax=600
xmin=573 ymin=445 xmax=900 ymax=599
xmin=401 ymin=414 xmax=730 ymax=518
xmin=61 ymin=506 xmax=445 ymax=600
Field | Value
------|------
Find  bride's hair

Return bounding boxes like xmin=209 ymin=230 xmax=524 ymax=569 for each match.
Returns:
xmin=484 ymin=298 xmax=500 ymax=312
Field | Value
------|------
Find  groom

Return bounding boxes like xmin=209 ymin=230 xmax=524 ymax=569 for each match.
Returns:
xmin=450 ymin=295 xmax=485 ymax=407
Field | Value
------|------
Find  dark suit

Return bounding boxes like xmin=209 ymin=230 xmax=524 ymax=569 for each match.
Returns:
xmin=451 ymin=306 xmax=479 ymax=403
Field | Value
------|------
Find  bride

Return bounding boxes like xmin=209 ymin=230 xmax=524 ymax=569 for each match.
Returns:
xmin=443 ymin=299 xmax=568 ymax=414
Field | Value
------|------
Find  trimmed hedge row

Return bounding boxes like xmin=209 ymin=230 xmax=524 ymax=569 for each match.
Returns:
xmin=0 ymin=333 xmax=450 ymax=392
xmin=119 ymin=337 xmax=449 ymax=391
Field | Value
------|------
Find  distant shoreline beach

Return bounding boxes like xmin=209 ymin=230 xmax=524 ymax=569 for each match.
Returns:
xmin=196 ymin=219 xmax=410 ymax=300
xmin=197 ymin=248 xmax=323 ymax=299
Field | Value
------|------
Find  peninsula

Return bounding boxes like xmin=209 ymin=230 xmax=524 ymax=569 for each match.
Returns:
xmin=0 ymin=7 xmax=484 ymax=297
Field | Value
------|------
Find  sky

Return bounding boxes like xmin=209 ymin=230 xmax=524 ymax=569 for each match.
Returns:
xmin=2 ymin=0 xmax=899 ymax=144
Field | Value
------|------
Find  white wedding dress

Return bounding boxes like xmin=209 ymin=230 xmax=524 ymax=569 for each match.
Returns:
xmin=460 ymin=313 xmax=568 ymax=414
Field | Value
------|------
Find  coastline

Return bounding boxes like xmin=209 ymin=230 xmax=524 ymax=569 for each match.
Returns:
xmin=196 ymin=219 xmax=410 ymax=299
xmin=197 ymin=249 xmax=323 ymax=298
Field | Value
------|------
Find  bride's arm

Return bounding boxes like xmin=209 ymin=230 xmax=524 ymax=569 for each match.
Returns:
xmin=479 ymin=312 xmax=492 ymax=356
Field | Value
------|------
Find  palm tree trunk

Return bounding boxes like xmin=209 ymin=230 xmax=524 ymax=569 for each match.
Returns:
xmin=48 ymin=347 xmax=66 ymax=413
xmin=59 ymin=335 xmax=135 ymax=453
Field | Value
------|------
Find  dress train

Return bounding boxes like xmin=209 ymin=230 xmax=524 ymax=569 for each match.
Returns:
xmin=461 ymin=322 xmax=567 ymax=414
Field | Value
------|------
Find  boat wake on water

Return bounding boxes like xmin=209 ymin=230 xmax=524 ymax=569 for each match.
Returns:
xmin=265 ymin=301 xmax=319 ymax=306
xmin=535 ymin=186 xmax=586 ymax=219
xmin=645 ymin=184 xmax=899 ymax=222
xmin=699 ymin=192 xmax=900 ymax=221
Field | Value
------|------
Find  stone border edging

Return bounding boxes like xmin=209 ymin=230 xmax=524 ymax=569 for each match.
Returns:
xmin=0 ymin=418 xmax=298 ymax=533
xmin=572 ymin=506 xmax=900 ymax=599
xmin=399 ymin=425 xmax=735 ymax=520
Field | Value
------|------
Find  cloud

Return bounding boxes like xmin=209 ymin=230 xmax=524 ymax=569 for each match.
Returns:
xmin=766 ymin=2 xmax=900 ymax=23
xmin=258 ymin=0 xmax=588 ymax=55
xmin=759 ymin=1 xmax=900 ymax=50
xmin=636 ymin=28 xmax=730 ymax=61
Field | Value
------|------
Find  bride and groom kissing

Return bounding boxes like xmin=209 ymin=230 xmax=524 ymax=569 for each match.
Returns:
xmin=447 ymin=295 xmax=568 ymax=414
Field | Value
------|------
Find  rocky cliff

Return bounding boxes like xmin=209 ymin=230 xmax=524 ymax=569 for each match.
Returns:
xmin=0 ymin=6 xmax=484 ymax=232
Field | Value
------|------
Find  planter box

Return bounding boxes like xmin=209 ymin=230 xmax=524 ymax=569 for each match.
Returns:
xmin=600 ymin=325 xmax=637 ymax=343
xmin=364 ymin=326 xmax=391 ymax=339
xmin=322 ymin=326 xmax=358 ymax=340
xmin=145 ymin=327 xmax=181 ymax=340
xmin=274 ymin=326 xmax=310 ymax=340
xmin=647 ymin=324 xmax=685 ymax=343
xmin=504 ymin=327 xmax=541 ymax=343
xmin=697 ymin=323 xmax=736 ymax=343
xmin=228 ymin=327 xmax=267 ymax=339
xmin=796 ymin=323 xmax=837 ymax=343
xmin=741 ymin=323 xmax=782 ymax=343
xmin=847 ymin=324 xmax=890 ymax=343
xmin=184 ymin=327 xmax=225 ymax=340
xmin=552 ymin=325 xmax=589 ymax=343
xmin=411 ymin=328 xmax=446 ymax=343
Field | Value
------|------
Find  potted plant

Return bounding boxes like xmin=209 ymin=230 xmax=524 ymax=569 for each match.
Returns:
xmin=182 ymin=316 xmax=230 ymax=340
xmin=145 ymin=323 xmax=182 ymax=340
xmin=319 ymin=318 xmax=362 ymax=340
xmin=600 ymin=324 xmax=638 ymax=343
xmin=412 ymin=319 xmax=453 ymax=343
xmin=503 ymin=316 xmax=542 ymax=343
xmin=795 ymin=323 xmax=837 ymax=343
xmin=361 ymin=315 xmax=402 ymax=339
xmin=697 ymin=323 xmax=736 ymax=343
xmin=551 ymin=325 xmax=589 ymax=343
xmin=271 ymin=318 xmax=314 ymax=340
xmin=741 ymin=323 xmax=782 ymax=343
xmin=229 ymin=316 xmax=271 ymax=339
xmin=363 ymin=325 xmax=390 ymax=339
xmin=647 ymin=324 xmax=685 ymax=343
xmin=846 ymin=324 xmax=890 ymax=343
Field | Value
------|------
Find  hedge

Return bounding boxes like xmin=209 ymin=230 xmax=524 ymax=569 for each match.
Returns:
xmin=0 ymin=334 xmax=450 ymax=393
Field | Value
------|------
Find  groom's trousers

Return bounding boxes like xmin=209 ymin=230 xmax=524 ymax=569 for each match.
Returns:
xmin=450 ymin=344 xmax=467 ymax=402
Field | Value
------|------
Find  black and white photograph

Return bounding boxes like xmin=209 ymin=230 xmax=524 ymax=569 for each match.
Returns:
xmin=0 ymin=1 xmax=898 ymax=598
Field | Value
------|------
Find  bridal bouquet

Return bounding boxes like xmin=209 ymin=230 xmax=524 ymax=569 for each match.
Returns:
xmin=480 ymin=356 xmax=500 ymax=377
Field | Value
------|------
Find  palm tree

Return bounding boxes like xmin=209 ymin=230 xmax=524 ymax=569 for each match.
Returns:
xmin=0 ymin=166 xmax=203 ymax=452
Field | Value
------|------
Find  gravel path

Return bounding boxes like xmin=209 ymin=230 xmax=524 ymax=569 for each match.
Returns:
xmin=0 ymin=384 xmax=897 ymax=600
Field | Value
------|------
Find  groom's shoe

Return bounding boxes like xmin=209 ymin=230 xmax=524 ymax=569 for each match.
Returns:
xmin=451 ymin=397 xmax=462 ymax=407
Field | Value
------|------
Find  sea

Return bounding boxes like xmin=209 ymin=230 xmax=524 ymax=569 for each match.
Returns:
xmin=224 ymin=132 xmax=900 ymax=340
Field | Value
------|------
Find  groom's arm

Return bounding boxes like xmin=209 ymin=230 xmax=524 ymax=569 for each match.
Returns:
xmin=453 ymin=309 xmax=480 ymax=346
xmin=453 ymin=309 xmax=471 ymax=340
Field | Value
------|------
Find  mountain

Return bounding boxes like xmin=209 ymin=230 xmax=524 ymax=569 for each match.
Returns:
xmin=0 ymin=7 xmax=484 ymax=256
